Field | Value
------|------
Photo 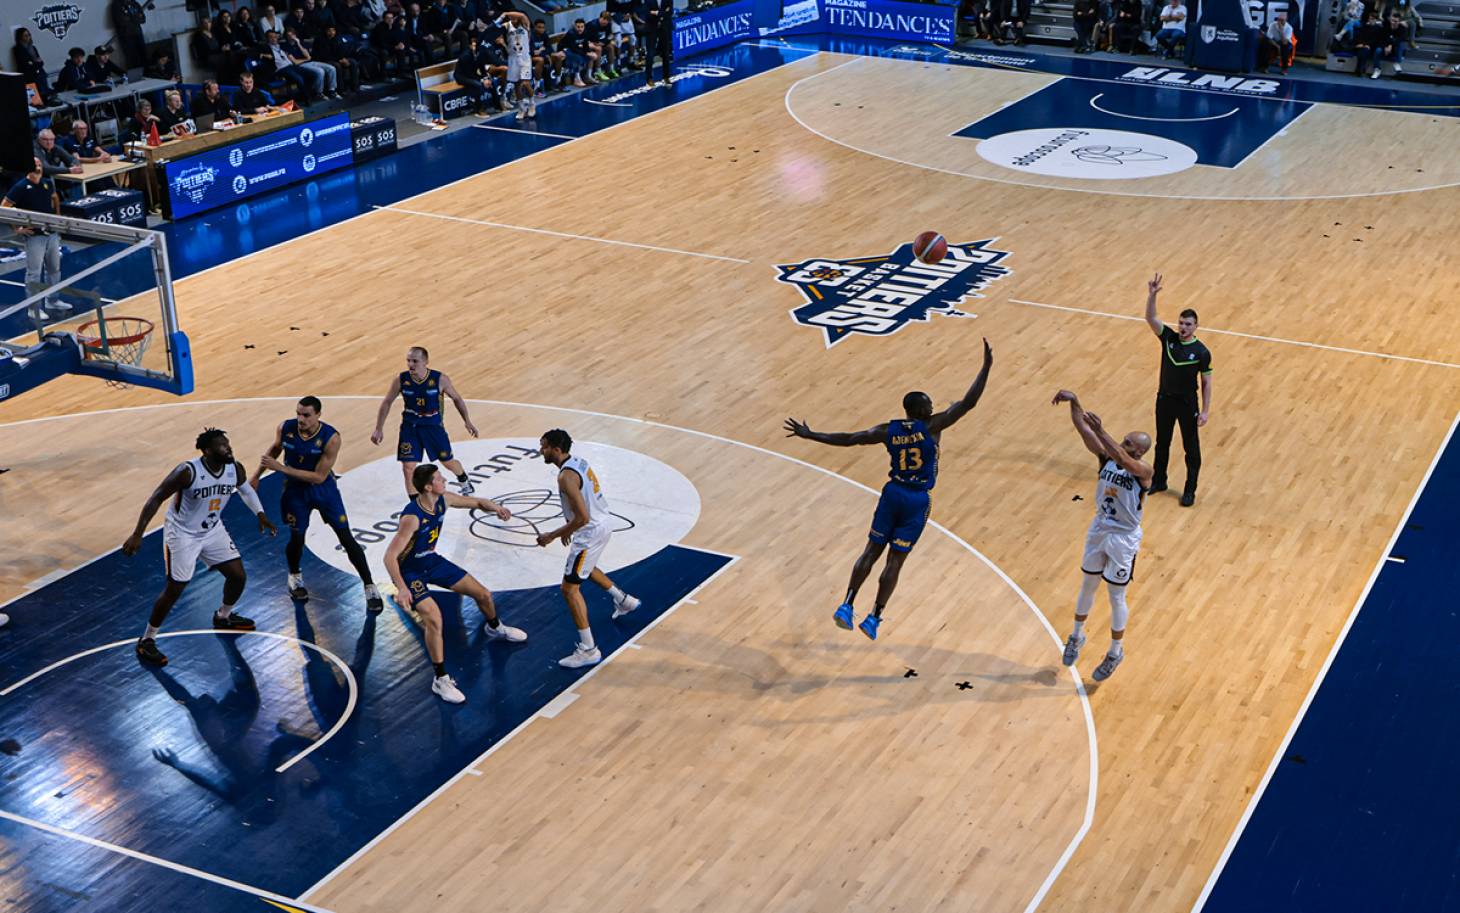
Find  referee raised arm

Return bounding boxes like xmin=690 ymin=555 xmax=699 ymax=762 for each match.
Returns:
xmin=1142 ymin=273 xmax=1212 ymax=507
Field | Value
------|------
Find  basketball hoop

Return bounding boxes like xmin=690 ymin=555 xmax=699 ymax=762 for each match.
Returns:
xmin=77 ymin=316 xmax=155 ymax=388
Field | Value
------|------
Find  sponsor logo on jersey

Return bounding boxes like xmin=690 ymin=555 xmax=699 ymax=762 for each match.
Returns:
xmin=776 ymin=239 xmax=1012 ymax=346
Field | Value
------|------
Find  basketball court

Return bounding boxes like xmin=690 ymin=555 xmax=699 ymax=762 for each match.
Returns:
xmin=3 ymin=37 xmax=1459 ymax=913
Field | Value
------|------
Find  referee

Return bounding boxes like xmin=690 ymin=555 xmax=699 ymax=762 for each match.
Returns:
xmin=1142 ymin=273 xmax=1211 ymax=507
xmin=1 ymin=157 xmax=67 ymax=324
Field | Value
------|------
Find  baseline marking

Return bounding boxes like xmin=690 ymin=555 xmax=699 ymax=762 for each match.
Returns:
xmin=1191 ymin=410 xmax=1460 ymax=912
xmin=0 ymin=395 xmax=1096 ymax=913
xmin=1088 ymin=91 xmax=1239 ymax=122
xmin=374 ymin=206 xmax=753 ymax=264
xmin=0 ymin=629 xmax=358 ymax=775
xmin=1011 ymin=298 xmax=1460 ymax=369
xmin=0 ymin=809 xmax=340 ymax=913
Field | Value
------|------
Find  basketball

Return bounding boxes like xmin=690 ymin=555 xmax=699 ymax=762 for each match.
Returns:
xmin=912 ymin=231 xmax=947 ymax=264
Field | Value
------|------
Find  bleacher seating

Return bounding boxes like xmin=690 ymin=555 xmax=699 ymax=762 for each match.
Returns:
xmin=1027 ymin=0 xmax=1078 ymax=44
xmin=1411 ymin=0 xmax=1460 ymax=75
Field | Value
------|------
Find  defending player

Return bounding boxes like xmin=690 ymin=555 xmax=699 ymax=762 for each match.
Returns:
xmin=1051 ymin=389 xmax=1153 ymax=682
xmin=384 ymin=464 xmax=528 ymax=704
xmin=370 ymin=346 xmax=482 ymax=496
xmin=258 ymin=396 xmax=384 ymax=612
xmin=783 ymin=338 xmax=993 ymax=641
xmin=534 ymin=428 xmax=641 ymax=669
xmin=123 ymin=428 xmax=278 ymax=666
xmin=497 ymin=12 xmax=535 ymax=121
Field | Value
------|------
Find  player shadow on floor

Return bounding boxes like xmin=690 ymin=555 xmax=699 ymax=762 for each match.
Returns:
xmin=582 ymin=635 xmax=1070 ymax=727
xmin=147 ymin=635 xmax=318 ymax=821
xmin=273 ymin=606 xmax=379 ymax=765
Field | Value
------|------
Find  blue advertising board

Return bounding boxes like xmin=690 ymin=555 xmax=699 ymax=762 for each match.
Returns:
xmin=675 ymin=0 xmax=758 ymax=56
xmin=162 ymin=112 xmax=356 ymax=220
xmin=817 ymin=0 xmax=955 ymax=43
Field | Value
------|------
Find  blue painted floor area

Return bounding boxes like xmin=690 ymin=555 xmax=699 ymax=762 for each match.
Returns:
xmin=0 ymin=471 xmax=730 ymax=910
xmin=1203 ymin=422 xmax=1460 ymax=913
xmin=954 ymin=79 xmax=1310 ymax=167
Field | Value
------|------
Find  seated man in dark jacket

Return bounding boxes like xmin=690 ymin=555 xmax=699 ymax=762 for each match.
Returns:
xmin=190 ymin=79 xmax=235 ymax=120
xmin=994 ymin=0 xmax=1031 ymax=44
xmin=232 ymin=71 xmax=275 ymax=114
xmin=313 ymin=25 xmax=362 ymax=91
xmin=55 ymin=47 xmax=95 ymax=92
xmin=85 ymin=45 xmax=127 ymax=83
xmin=1073 ymin=0 xmax=1100 ymax=51
xmin=1112 ymin=0 xmax=1146 ymax=52
xmin=371 ymin=10 xmax=420 ymax=72
xmin=1352 ymin=11 xmax=1388 ymax=76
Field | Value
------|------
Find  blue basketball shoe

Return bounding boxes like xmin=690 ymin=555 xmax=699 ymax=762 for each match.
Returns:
xmin=833 ymin=602 xmax=854 ymax=629
xmin=858 ymin=613 xmax=880 ymax=640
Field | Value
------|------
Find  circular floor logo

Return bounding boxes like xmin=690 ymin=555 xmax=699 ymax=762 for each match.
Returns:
xmin=306 ymin=439 xmax=702 ymax=592
xmin=976 ymin=128 xmax=1198 ymax=180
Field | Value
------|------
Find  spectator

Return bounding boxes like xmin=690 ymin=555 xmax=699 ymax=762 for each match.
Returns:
xmin=55 ymin=47 xmax=94 ymax=92
xmin=313 ymin=25 xmax=361 ymax=92
xmin=476 ymin=25 xmax=511 ymax=109
xmin=371 ymin=11 xmax=418 ymax=74
xmin=424 ymin=0 xmax=466 ymax=56
xmin=972 ymin=0 xmax=997 ymax=41
xmin=453 ymin=33 xmax=489 ymax=113
xmin=233 ymin=71 xmax=275 ymax=113
xmin=125 ymin=97 xmax=162 ymax=142
xmin=1073 ymin=0 xmax=1100 ymax=52
xmin=1385 ymin=0 xmax=1422 ymax=42
xmin=33 ymin=129 xmax=83 ymax=178
xmin=144 ymin=47 xmax=182 ymax=82
xmin=85 ymin=45 xmax=128 ymax=83
xmin=641 ymin=0 xmax=672 ymax=85
xmin=191 ymin=19 xmax=225 ymax=76
xmin=1154 ymin=0 xmax=1186 ymax=58
xmin=1112 ymin=0 xmax=1145 ymax=53
xmin=403 ymin=2 xmax=445 ymax=62
xmin=60 ymin=119 xmax=114 ymax=163
xmin=530 ymin=18 xmax=564 ymax=93
xmin=13 ymin=29 xmax=52 ymax=103
xmin=1258 ymin=11 xmax=1294 ymax=72
xmin=558 ymin=20 xmax=596 ymax=88
xmin=156 ymin=88 xmax=195 ymax=132
xmin=1 ymin=158 xmax=67 ymax=323
xmin=1374 ymin=10 xmax=1409 ymax=76
xmin=283 ymin=27 xmax=340 ymax=97
xmin=214 ymin=11 xmax=249 ymax=81
xmin=1333 ymin=0 xmax=1364 ymax=48
xmin=285 ymin=4 xmax=318 ymax=45
xmin=191 ymin=79 xmax=234 ymax=119
xmin=1353 ymin=11 xmax=1387 ymax=77
xmin=236 ymin=6 xmax=266 ymax=46
xmin=259 ymin=4 xmax=288 ymax=37
xmin=993 ymin=0 xmax=1031 ymax=45
xmin=306 ymin=0 xmax=339 ymax=37
xmin=585 ymin=11 xmax=621 ymax=80
xmin=606 ymin=0 xmax=639 ymax=67
xmin=361 ymin=0 xmax=387 ymax=25
xmin=111 ymin=0 xmax=154 ymax=70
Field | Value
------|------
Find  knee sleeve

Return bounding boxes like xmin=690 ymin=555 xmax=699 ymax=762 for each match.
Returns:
xmin=1077 ymin=573 xmax=1100 ymax=616
xmin=1107 ymin=582 xmax=1129 ymax=633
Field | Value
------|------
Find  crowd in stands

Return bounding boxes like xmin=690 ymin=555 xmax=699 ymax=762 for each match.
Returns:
xmin=960 ymin=0 xmax=1427 ymax=79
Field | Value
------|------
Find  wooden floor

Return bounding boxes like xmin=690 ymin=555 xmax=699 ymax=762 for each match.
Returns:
xmin=6 ymin=51 xmax=1460 ymax=912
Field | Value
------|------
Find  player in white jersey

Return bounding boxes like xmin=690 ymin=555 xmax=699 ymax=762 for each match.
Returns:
xmin=1052 ymin=390 xmax=1153 ymax=682
xmin=535 ymin=428 xmax=641 ymax=668
xmin=123 ymin=429 xmax=278 ymax=666
xmin=497 ymin=12 xmax=536 ymax=121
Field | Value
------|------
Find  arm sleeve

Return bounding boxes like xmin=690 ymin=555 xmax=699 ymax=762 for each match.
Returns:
xmin=236 ymin=473 xmax=266 ymax=514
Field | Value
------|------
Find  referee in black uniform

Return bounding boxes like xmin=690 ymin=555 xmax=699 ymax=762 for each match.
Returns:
xmin=1142 ymin=273 xmax=1212 ymax=507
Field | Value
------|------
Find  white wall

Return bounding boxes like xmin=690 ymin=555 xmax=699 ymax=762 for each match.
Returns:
xmin=1 ymin=0 xmax=197 ymax=72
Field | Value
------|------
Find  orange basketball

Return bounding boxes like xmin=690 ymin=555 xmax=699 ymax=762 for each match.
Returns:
xmin=912 ymin=231 xmax=948 ymax=264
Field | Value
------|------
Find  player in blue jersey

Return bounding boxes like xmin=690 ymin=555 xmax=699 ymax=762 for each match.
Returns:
xmin=370 ymin=346 xmax=482 ymax=496
xmin=257 ymin=396 xmax=384 ymax=612
xmin=384 ymin=463 xmax=528 ymax=703
xmin=783 ymin=338 xmax=993 ymax=641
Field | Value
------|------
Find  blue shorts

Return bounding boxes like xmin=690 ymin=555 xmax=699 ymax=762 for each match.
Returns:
xmin=280 ymin=478 xmax=351 ymax=534
xmin=398 ymin=422 xmax=453 ymax=464
xmin=869 ymin=482 xmax=931 ymax=553
xmin=400 ymin=553 xmax=469 ymax=601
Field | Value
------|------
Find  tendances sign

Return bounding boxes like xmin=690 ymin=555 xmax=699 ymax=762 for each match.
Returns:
xmin=776 ymin=239 xmax=1012 ymax=346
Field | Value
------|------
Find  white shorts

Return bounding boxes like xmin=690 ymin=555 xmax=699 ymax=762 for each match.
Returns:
xmin=1080 ymin=526 xmax=1141 ymax=586
xmin=163 ymin=523 xmax=239 ymax=583
xmin=563 ymin=526 xmax=610 ymax=583
xmin=507 ymin=56 xmax=532 ymax=83
xmin=611 ymin=19 xmax=636 ymax=38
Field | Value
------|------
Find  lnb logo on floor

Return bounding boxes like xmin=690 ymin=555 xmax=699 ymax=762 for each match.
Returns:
xmin=777 ymin=240 xmax=1012 ymax=346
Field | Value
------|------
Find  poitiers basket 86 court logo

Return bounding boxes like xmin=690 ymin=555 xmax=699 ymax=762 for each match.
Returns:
xmin=777 ymin=239 xmax=1012 ymax=346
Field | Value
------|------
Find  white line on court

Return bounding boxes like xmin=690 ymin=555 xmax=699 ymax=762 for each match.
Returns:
xmin=1191 ymin=410 xmax=1460 ymax=912
xmin=1385 ymin=555 xmax=1407 ymax=563
xmin=582 ymin=97 xmax=632 ymax=107
xmin=1010 ymin=298 xmax=1460 ymax=369
xmin=0 ymin=395 xmax=1091 ymax=911
xmin=1088 ymin=91 xmax=1239 ymax=122
xmin=471 ymin=124 xmax=579 ymax=140
xmin=0 ymin=809 xmax=340 ymax=913
xmin=0 ymin=629 xmax=358 ymax=775
xmin=375 ymin=205 xmax=753 ymax=263
xmin=787 ymin=54 xmax=1460 ymax=201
